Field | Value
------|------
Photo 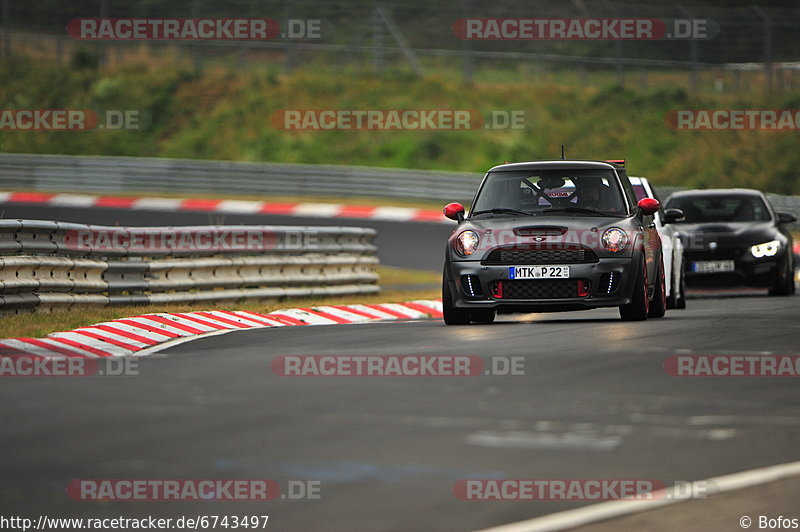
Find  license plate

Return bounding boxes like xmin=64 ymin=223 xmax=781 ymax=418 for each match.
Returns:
xmin=691 ymin=260 xmax=735 ymax=273
xmin=509 ymin=265 xmax=570 ymax=279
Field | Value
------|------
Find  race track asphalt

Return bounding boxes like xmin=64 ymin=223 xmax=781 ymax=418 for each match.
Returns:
xmin=1 ymin=294 xmax=798 ymax=531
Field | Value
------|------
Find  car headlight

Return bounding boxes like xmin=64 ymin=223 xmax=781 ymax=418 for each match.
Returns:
xmin=751 ymin=240 xmax=781 ymax=258
xmin=455 ymin=230 xmax=480 ymax=256
xmin=602 ymin=227 xmax=628 ymax=253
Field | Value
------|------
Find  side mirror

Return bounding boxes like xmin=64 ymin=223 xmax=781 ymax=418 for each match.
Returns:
xmin=637 ymin=197 xmax=660 ymax=217
xmin=663 ymin=208 xmax=685 ymax=224
xmin=443 ymin=202 xmax=465 ymax=222
xmin=777 ymin=212 xmax=797 ymax=224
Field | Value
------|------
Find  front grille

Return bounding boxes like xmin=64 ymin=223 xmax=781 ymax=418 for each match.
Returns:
xmin=482 ymin=246 xmax=599 ymax=265
xmin=491 ymin=279 xmax=586 ymax=299
xmin=685 ymin=249 xmax=743 ymax=261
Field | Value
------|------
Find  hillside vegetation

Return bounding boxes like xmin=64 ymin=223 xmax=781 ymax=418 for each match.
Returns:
xmin=2 ymin=57 xmax=800 ymax=194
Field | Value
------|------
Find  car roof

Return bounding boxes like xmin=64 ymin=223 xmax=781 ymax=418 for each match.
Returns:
xmin=668 ymin=188 xmax=766 ymax=199
xmin=487 ymin=160 xmax=622 ymax=172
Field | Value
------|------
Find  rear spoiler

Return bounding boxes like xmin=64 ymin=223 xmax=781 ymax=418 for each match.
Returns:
xmin=605 ymin=159 xmax=626 ymax=167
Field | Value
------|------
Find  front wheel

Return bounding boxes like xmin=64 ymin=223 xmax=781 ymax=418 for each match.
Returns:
xmin=619 ymin=257 xmax=649 ymax=321
xmin=667 ymin=259 xmax=686 ymax=309
xmin=442 ymin=273 xmax=470 ymax=325
xmin=648 ymin=260 xmax=667 ymax=318
xmin=675 ymin=266 xmax=687 ymax=309
xmin=768 ymin=260 xmax=795 ymax=296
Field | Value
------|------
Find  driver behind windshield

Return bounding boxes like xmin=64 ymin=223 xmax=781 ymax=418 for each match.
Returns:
xmin=573 ymin=177 xmax=624 ymax=214
xmin=472 ymin=170 xmax=626 ymax=216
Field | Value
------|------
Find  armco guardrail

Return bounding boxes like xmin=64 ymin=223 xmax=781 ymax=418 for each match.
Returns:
xmin=0 ymin=220 xmax=379 ymax=312
xmin=0 ymin=153 xmax=481 ymax=203
xmin=0 ymin=153 xmax=798 ymax=225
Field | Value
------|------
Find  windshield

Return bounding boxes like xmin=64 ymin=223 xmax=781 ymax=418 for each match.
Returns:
xmin=631 ymin=183 xmax=648 ymax=201
xmin=471 ymin=169 xmax=627 ymax=216
xmin=665 ymin=195 xmax=771 ymax=223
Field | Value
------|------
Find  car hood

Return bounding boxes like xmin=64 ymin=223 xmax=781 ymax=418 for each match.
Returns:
xmin=450 ymin=215 xmax=642 ymax=259
xmin=675 ymin=222 xmax=780 ymax=248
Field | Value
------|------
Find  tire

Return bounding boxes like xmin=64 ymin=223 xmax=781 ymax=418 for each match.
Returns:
xmin=470 ymin=309 xmax=496 ymax=324
xmin=442 ymin=272 xmax=470 ymax=325
xmin=675 ymin=267 xmax=687 ymax=309
xmin=648 ymin=260 xmax=667 ymax=318
xmin=768 ymin=260 xmax=794 ymax=296
xmin=619 ymin=257 xmax=649 ymax=321
xmin=667 ymin=258 xmax=684 ymax=309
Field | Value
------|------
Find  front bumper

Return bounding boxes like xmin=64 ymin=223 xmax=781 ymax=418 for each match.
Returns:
xmin=684 ymin=250 xmax=786 ymax=287
xmin=447 ymin=257 xmax=638 ymax=312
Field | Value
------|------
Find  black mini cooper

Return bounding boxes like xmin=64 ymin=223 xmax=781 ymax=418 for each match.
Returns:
xmin=442 ymin=160 xmax=673 ymax=324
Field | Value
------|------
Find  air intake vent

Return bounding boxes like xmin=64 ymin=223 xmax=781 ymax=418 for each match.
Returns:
xmin=514 ymin=226 xmax=567 ymax=237
xmin=461 ymin=275 xmax=483 ymax=298
xmin=482 ymin=246 xmax=599 ymax=265
xmin=490 ymin=279 xmax=588 ymax=299
xmin=599 ymin=272 xmax=621 ymax=294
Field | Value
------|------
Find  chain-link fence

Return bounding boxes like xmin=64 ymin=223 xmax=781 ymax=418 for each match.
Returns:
xmin=2 ymin=0 xmax=800 ymax=93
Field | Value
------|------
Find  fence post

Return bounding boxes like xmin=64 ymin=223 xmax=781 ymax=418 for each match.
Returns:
xmin=191 ymin=0 xmax=203 ymax=74
xmin=461 ymin=0 xmax=474 ymax=83
xmin=99 ymin=0 xmax=108 ymax=68
xmin=284 ymin=0 xmax=296 ymax=73
xmin=751 ymin=5 xmax=773 ymax=93
xmin=1 ymin=0 xmax=10 ymax=58
xmin=677 ymin=4 xmax=699 ymax=94
xmin=371 ymin=4 xmax=384 ymax=72
xmin=376 ymin=5 xmax=423 ymax=76
xmin=604 ymin=1 xmax=625 ymax=84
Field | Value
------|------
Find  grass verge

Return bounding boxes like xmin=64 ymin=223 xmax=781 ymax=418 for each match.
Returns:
xmin=3 ymin=57 xmax=800 ymax=195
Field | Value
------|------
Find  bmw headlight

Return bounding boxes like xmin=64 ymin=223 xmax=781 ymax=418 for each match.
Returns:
xmin=602 ymin=227 xmax=628 ymax=253
xmin=455 ymin=230 xmax=480 ymax=256
xmin=750 ymin=240 xmax=781 ymax=258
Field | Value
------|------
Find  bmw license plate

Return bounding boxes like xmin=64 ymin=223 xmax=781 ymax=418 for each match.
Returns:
xmin=691 ymin=260 xmax=735 ymax=273
xmin=509 ymin=265 xmax=570 ymax=279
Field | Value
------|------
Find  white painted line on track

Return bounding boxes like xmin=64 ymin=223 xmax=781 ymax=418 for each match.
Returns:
xmin=472 ymin=460 xmax=800 ymax=532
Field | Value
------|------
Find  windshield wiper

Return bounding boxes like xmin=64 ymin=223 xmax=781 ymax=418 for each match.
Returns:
xmin=540 ymin=207 xmax=620 ymax=216
xmin=470 ymin=208 xmax=532 ymax=217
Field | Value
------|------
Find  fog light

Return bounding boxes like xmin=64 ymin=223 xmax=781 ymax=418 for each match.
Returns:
xmin=577 ymin=280 xmax=591 ymax=297
xmin=490 ymin=281 xmax=504 ymax=299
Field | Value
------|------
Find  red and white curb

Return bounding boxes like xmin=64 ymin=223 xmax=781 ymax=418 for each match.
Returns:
xmin=0 ymin=300 xmax=443 ymax=358
xmin=0 ymin=192 xmax=448 ymax=223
